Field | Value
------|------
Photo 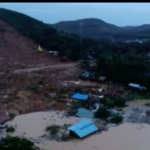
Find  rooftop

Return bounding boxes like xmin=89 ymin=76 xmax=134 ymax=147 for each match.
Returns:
xmin=71 ymin=93 xmax=89 ymax=101
xmin=68 ymin=119 xmax=98 ymax=138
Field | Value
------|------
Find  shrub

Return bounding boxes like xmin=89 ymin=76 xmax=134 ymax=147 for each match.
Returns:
xmin=45 ymin=125 xmax=60 ymax=135
xmin=95 ymin=106 xmax=110 ymax=119
xmin=101 ymin=98 xmax=114 ymax=108
xmin=110 ymin=115 xmax=123 ymax=124
xmin=0 ymin=136 xmax=40 ymax=150
xmin=61 ymin=134 xmax=72 ymax=141
xmin=6 ymin=126 xmax=15 ymax=132
xmin=112 ymin=95 xmax=126 ymax=107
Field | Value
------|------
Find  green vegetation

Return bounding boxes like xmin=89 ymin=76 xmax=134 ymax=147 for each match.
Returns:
xmin=112 ymin=96 xmax=126 ymax=107
xmin=100 ymin=98 xmax=114 ymax=108
xmin=60 ymin=133 xmax=75 ymax=142
xmin=6 ymin=126 xmax=15 ymax=132
xmin=95 ymin=107 xmax=123 ymax=124
xmin=52 ymin=18 xmax=150 ymax=39
xmin=95 ymin=107 xmax=110 ymax=119
xmin=129 ymin=92 xmax=150 ymax=100
xmin=110 ymin=115 xmax=123 ymax=124
xmin=1 ymin=8 xmax=150 ymax=91
xmin=61 ymin=134 xmax=71 ymax=141
xmin=100 ymin=96 xmax=126 ymax=108
xmin=96 ymin=45 xmax=150 ymax=89
xmin=45 ymin=125 xmax=60 ymax=135
xmin=0 ymin=136 xmax=40 ymax=150
xmin=0 ymin=8 xmax=82 ymax=61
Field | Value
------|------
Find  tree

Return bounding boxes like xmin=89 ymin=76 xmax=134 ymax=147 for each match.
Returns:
xmin=112 ymin=95 xmax=126 ymax=107
xmin=0 ymin=136 xmax=40 ymax=150
xmin=95 ymin=107 xmax=110 ymax=119
xmin=110 ymin=115 xmax=123 ymax=124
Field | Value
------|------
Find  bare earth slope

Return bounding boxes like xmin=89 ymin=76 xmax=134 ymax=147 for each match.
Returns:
xmin=0 ymin=19 xmax=60 ymax=72
xmin=0 ymin=19 xmax=83 ymax=115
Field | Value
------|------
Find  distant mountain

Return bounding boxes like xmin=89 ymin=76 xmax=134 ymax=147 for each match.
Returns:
xmin=51 ymin=18 xmax=150 ymax=40
xmin=123 ymin=24 xmax=150 ymax=32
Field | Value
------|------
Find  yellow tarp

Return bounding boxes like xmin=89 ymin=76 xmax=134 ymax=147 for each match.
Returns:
xmin=38 ymin=45 xmax=43 ymax=52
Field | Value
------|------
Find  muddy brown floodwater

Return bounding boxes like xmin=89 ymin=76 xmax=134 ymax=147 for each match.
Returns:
xmin=128 ymin=99 xmax=150 ymax=106
xmin=5 ymin=111 xmax=150 ymax=150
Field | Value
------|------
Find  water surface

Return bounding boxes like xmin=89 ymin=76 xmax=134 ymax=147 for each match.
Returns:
xmin=6 ymin=111 xmax=150 ymax=150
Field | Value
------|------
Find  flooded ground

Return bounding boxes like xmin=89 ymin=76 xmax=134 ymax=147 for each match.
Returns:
xmin=128 ymin=99 xmax=150 ymax=106
xmin=5 ymin=111 xmax=150 ymax=150
xmin=6 ymin=111 xmax=85 ymax=138
xmin=38 ymin=123 xmax=150 ymax=150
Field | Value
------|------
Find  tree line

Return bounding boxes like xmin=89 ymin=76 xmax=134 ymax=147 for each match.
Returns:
xmin=1 ymin=8 xmax=150 ymax=88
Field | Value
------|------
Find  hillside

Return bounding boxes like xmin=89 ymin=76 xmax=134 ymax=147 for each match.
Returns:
xmin=0 ymin=9 xmax=63 ymax=72
xmin=0 ymin=8 xmax=58 ymax=48
xmin=1 ymin=7 xmax=150 ymax=66
xmin=0 ymin=8 xmax=82 ymax=61
xmin=0 ymin=8 xmax=83 ymax=116
xmin=52 ymin=18 xmax=150 ymax=40
xmin=51 ymin=18 xmax=125 ymax=38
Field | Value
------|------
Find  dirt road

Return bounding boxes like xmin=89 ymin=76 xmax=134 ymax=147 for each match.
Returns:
xmin=13 ymin=62 xmax=77 ymax=73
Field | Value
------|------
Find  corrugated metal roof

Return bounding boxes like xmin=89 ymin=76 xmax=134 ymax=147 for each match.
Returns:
xmin=128 ymin=83 xmax=140 ymax=88
xmin=0 ymin=113 xmax=11 ymax=124
xmin=68 ymin=120 xmax=98 ymax=138
xmin=71 ymin=93 xmax=88 ymax=101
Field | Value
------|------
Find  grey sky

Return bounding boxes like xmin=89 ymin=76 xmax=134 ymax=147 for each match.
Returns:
xmin=1 ymin=3 xmax=150 ymax=26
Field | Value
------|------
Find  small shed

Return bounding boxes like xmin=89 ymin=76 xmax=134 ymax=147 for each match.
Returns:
xmin=128 ymin=83 xmax=140 ymax=88
xmin=0 ymin=113 xmax=11 ymax=124
xmin=68 ymin=120 xmax=98 ymax=138
xmin=128 ymin=83 xmax=147 ymax=90
xmin=71 ymin=93 xmax=89 ymax=101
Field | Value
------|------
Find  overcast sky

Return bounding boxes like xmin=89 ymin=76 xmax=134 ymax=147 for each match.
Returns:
xmin=1 ymin=3 xmax=150 ymax=26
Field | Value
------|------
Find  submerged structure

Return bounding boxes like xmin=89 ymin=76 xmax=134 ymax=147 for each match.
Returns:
xmin=76 ymin=108 xmax=94 ymax=118
xmin=68 ymin=119 xmax=98 ymax=138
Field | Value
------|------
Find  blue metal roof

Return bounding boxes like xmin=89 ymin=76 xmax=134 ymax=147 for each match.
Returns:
xmin=68 ymin=120 xmax=98 ymax=138
xmin=71 ymin=93 xmax=88 ymax=101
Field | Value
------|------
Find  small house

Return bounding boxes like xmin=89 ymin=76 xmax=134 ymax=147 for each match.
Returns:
xmin=128 ymin=83 xmax=146 ymax=91
xmin=49 ymin=50 xmax=59 ymax=56
xmin=53 ymin=51 xmax=59 ymax=56
xmin=68 ymin=120 xmax=98 ymax=138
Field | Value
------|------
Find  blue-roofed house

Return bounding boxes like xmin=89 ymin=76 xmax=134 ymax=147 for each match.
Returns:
xmin=68 ymin=119 xmax=98 ymax=138
xmin=71 ymin=93 xmax=89 ymax=101
xmin=128 ymin=83 xmax=147 ymax=91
